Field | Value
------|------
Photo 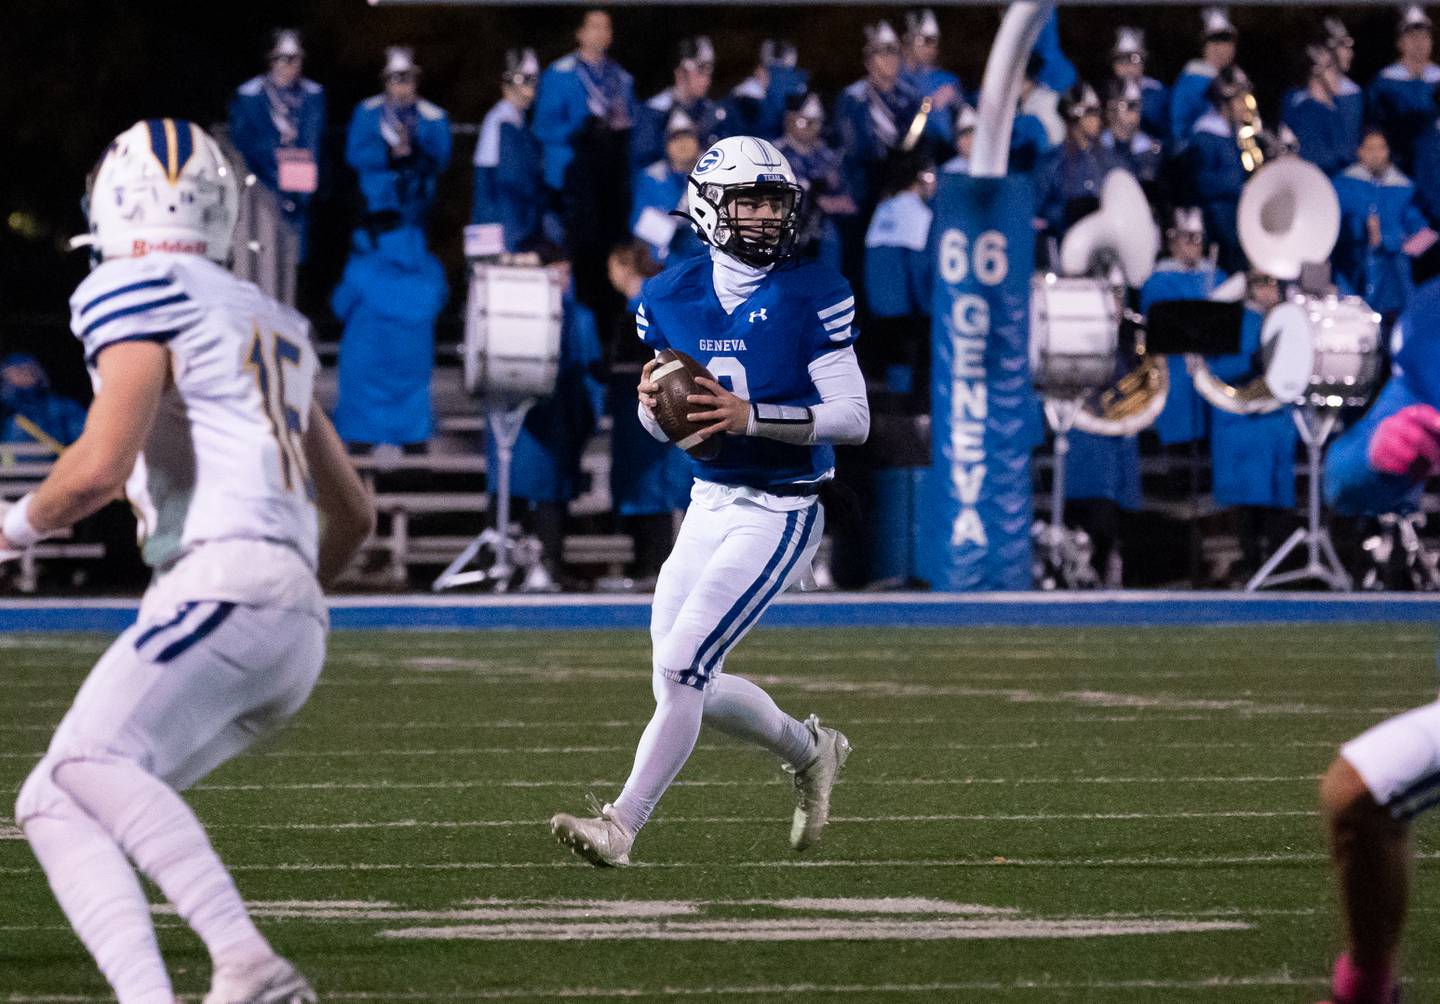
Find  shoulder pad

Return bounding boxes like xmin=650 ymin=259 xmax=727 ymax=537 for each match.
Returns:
xmin=646 ymin=90 xmax=675 ymax=112
xmin=643 ymin=160 xmax=669 ymax=182
xmin=843 ymin=79 xmax=869 ymax=99
xmin=362 ymin=94 xmax=385 ymax=110
xmin=1181 ymin=60 xmax=1218 ymax=80
xmin=1380 ymin=63 xmax=1410 ymax=81
xmin=1192 ymin=111 xmax=1231 ymax=139
xmin=554 ymin=54 xmax=577 ymax=72
xmin=1340 ymin=164 xmax=1370 ymax=183
xmin=1338 ymin=77 xmax=1361 ymax=96
xmin=417 ymin=99 xmax=446 ymax=121
xmin=237 ymin=76 xmax=265 ymax=96
xmin=302 ymin=78 xmax=323 ymax=95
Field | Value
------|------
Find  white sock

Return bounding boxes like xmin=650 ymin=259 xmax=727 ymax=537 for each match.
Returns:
xmin=22 ymin=811 xmax=174 ymax=1004
xmin=54 ymin=759 xmax=273 ymax=970
xmin=610 ymin=673 xmax=706 ymax=835
xmin=703 ymin=674 xmax=816 ymax=766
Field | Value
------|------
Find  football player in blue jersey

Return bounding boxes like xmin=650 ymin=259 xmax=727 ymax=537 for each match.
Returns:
xmin=1313 ymin=281 xmax=1440 ymax=1004
xmin=550 ymin=136 xmax=869 ymax=866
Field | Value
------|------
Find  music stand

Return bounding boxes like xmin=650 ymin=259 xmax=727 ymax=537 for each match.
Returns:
xmin=433 ymin=263 xmax=562 ymax=592
xmin=1245 ymin=404 xmax=1351 ymax=591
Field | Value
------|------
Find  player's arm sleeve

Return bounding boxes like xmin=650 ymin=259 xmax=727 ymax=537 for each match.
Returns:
xmin=747 ymin=347 xmax=869 ymax=446
xmin=71 ymin=261 xmax=205 ymax=367
xmin=1325 ymin=377 xmax=1427 ymax=516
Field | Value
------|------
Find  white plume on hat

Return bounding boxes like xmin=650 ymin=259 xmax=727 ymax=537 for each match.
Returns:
xmin=270 ymin=29 xmax=304 ymax=60
xmin=383 ymin=46 xmax=419 ymax=78
xmin=1201 ymin=6 xmax=1236 ymax=39
xmin=954 ymin=103 xmax=978 ymax=133
xmin=905 ymin=9 xmax=940 ymax=40
xmin=1113 ymin=26 xmax=1146 ymax=58
xmin=1172 ymin=207 xmax=1205 ymax=235
xmin=865 ymin=20 xmax=901 ymax=54
xmin=1400 ymin=4 xmax=1433 ymax=33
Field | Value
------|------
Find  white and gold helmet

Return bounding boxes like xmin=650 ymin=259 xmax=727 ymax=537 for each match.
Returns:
xmin=81 ymin=119 xmax=239 ymax=263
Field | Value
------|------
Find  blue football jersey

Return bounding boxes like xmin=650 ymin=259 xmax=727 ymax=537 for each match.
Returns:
xmin=636 ymin=256 xmax=857 ymax=490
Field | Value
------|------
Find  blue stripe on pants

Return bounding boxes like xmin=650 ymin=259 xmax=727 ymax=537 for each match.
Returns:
xmin=133 ymin=602 xmax=196 ymax=651
xmin=699 ymin=504 xmax=818 ymax=681
xmin=154 ymin=602 xmax=237 ymax=664
xmin=678 ymin=510 xmax=800 ymax=690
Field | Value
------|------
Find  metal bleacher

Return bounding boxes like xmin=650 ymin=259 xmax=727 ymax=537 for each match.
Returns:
xmin=0 ymin=442 xmax=106 ymax=593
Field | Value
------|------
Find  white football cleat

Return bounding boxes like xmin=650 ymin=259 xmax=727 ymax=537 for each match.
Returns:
xmin=203 ymin=955 xmax=316 ymax=1004
xmin=550 ymin=800 xmax=634 ymax=867
xmin=787 ymin=715 xmax=851 ymax=851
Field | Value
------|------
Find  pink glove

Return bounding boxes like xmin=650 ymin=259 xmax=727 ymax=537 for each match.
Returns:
xmin=1369 ymin=403 xmax=1440 ymax=480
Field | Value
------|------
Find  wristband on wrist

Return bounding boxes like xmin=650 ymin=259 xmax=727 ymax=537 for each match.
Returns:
xmin=2 ymin=494 xmax=46 ymax=548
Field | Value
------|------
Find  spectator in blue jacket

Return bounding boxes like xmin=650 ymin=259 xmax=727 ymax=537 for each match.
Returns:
xmin=834 ymin=20 xmax=922 ymax=217
xmin=721 ymin=39 xmax=807 ymax=142
xmin=632 ymin=37 xmax=722 ymax=171
xmin=1333 ymin=128 xmax=1436 ymax=325
xmin=531 ymin=9 xmax=636 ymax=309
xmin=345 ymin=47 xmax=451 ymax=228
xmin=0 ymin=355 xmax=86 ymax=451
xmin=1038 ymin=83 xmax=1127 ymax=242
xmin=1182 ymin=66 xmax=1252 ymax=272
xmin=228 ymin=30 xmax=325 ymax=258
xmin=900 ymin=9 xmax=965 ymax=154
xmin=1367 ymin=4 xmax=1440 ymax=173
xmin=776 ymin=90 xmax=855 ymax=272
xmin=1102 ymin=79 xmax=1162 ymax=192
xmin=1170 ymin=6 xmax=1238 ymax=150
xmin=864 ymin=153 xmax=935 ymax=410
xmin=331 ymin=223 xmax=449 ymax=452
xmin=1139 ymin=208 xmax=1228 ymax=447
xmin=629 ymin=108 xmax=705 ymax=264
xmin=472 ymin=49 xmax=546 ymax=253
xmin=1283 ymin=45 xmax=1354 ymax=179
xmin=1110 ymin=27 xmax=1168 ymax=142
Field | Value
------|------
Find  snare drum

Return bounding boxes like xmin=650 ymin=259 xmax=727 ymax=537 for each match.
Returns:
xmin=462 ymin=264 xmax=564 ymax=400
xmin=1262 ymin=294 xmax=1381 ymax=407
xmin=1029 ymin=275 xmax=1119 ymax=396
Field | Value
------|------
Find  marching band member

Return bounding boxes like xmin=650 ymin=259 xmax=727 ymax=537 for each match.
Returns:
xmin=471 ymin=48 xmax=546 ymax=253
xmin=1109 ymin=26 xmax=1168 ymax=142
xmin=1367 ymin=3 xmax=1440 ymax=173
xmin=1170 ymin=6 xmax=1238 ymax=149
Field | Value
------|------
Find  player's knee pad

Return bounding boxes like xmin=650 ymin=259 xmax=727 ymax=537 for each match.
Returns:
xmin=14 ymin=756 xmax=74 ymax=827
xmin=652 ymin=633 xmax=711 ymax=692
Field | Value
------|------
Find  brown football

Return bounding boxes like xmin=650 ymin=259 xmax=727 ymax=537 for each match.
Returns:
xmin=651 ymin=348 xmax=721 ymax=460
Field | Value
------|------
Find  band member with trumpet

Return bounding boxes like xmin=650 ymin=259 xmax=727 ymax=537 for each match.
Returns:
xmin=1140 ymin=208 xmax=1226 ymax=447
xmin=1367 ymin=3 xmax=1440 ymax=174
xmin=900 ymin=9 xmax=965 ymax=150
xmin=1315 ymin=278 xmax=1440 ymax=1004
xmin=1283 ymin=45 xmax=1356 ymax=179
xmin=834 ymin=21 xmax=922 ymax=215
xmin=1169 ymin=6 xmax=1238 ymax=150
xmin=1184 ymin=65 xmax=1264 ymax=272
xmin=1333 ymin=126 xmax=1436 ymax=327
xmin=1207 ymin=270 xmax=1299 ymax=579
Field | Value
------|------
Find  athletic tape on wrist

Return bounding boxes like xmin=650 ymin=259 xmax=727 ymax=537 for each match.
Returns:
xmin=2 ymin=494 xmax=45 ymax=548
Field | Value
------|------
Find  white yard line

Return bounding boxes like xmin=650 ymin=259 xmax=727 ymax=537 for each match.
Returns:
xmin=191 ymin=774 xmax=1319 ymax=793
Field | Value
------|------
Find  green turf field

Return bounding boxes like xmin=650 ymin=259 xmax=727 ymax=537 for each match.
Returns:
xmin=2 ymin=625 xmax=1437 ymax=1002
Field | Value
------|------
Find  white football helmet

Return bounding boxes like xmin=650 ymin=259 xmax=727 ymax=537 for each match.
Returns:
xmin=685 ymin=136 xmax=804 ymax=267
xmin=82 ymin=119 xmax=239 ymax=263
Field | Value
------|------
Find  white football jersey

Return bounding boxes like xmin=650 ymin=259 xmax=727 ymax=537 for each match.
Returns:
xmin=69 ymin=253 xmax=320 ymax=574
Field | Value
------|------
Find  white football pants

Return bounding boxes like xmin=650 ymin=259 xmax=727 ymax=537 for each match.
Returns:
xmin=651 ymin=497 xmax=823 ymax=688
xmin=1343 ymin=696 xmax=1440 ymax=820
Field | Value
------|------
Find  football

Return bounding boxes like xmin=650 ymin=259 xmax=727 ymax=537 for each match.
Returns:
xmin=650 ymin=349 xmax=722 ymax=460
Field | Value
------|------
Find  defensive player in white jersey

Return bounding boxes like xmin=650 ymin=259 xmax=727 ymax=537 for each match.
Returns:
xmin=5 ymin=120 xmax=373 ymax=1004
xmin=550 ymin=136 xmax=869 ymax=866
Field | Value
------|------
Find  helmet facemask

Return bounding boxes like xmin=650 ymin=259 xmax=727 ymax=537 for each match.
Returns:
xmin=697 ymin=180 xmax=804 ymax=267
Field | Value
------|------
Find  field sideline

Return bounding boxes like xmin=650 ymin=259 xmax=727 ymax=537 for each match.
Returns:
xmin=2 ymin=624 xmax=1437 ymax=1001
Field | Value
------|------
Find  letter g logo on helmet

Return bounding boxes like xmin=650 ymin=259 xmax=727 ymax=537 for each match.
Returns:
xmin=695 ymin=148 xmax=724 ymax=175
